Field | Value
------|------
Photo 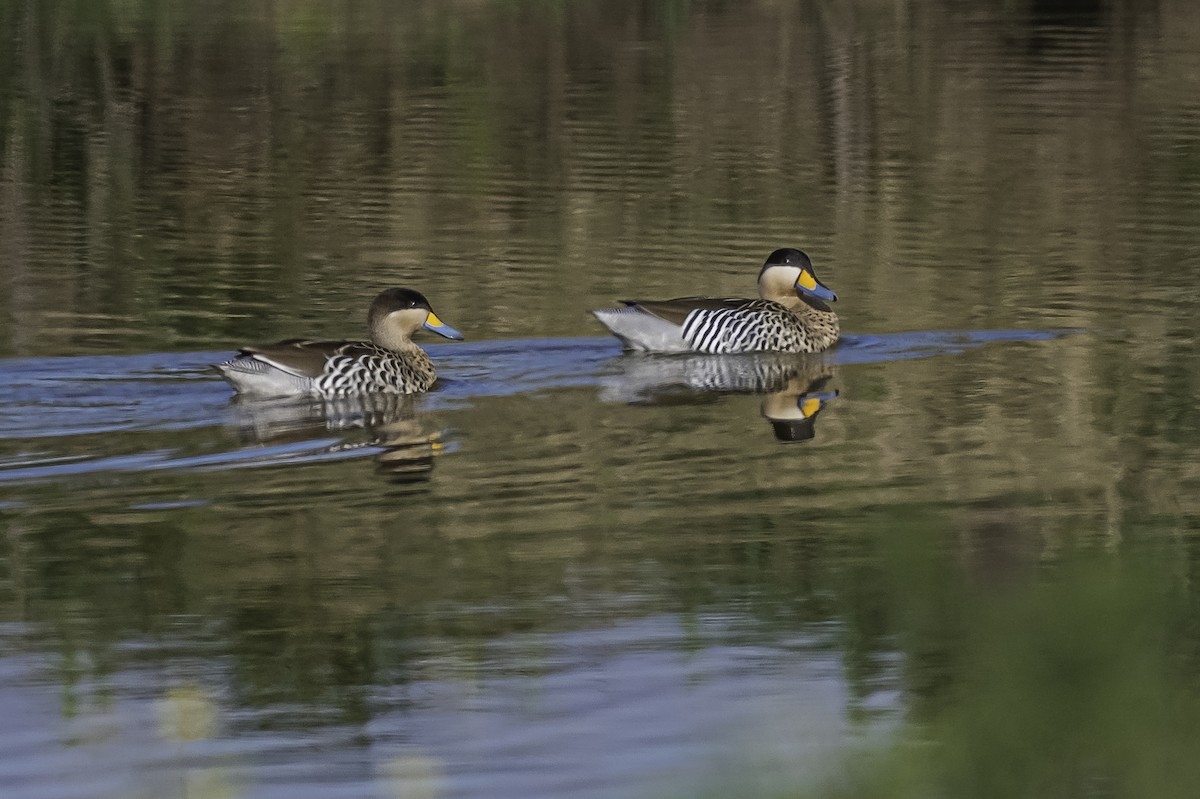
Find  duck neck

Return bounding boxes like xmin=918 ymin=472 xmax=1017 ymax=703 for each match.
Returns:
xmin=771 ymin=293 xmax=805 ymax=312
xmin=370 ymin=317 xmax=421 ymax=354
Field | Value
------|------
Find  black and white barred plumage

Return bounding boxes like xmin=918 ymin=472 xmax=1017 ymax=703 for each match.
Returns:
xmin=596 ymin=347 xmax=839 ymax=443
xmin=676 ymin=349 xmax=804 ymax=391
xmin=592 ymin=248 xmax=841 ymax=354
xmin=680 ymin=299 xmax=835 ymax=354
xmin=218 ymin=341 xmax=437 ymax=397
xmin=312 ymin=343 xmax=437 ymax=395
xmin=594 ymin=296 xmax=839 ymax=355
xmin=215 ymin=287 xmax=461 ymax=398
xmin=599 ymin=350 xmax=830 ymax=402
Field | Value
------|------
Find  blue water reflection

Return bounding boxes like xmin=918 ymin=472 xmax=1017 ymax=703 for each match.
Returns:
xmin=0 ymin=329 xmax=1075 ymax=483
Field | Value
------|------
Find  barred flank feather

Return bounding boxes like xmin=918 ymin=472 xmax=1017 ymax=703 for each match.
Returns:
xmin=680 ymin=355 xmax=800 ymax=393
xmin=680 ymin=300 xmax=832 ymax=354
xmin=216 ymin=287 xmax=455 ymax=397
xmin=313 ymin=345 xmax=437 ymax=396
xmin=221 ymin=343 xmax=436 ymax=397
xmin=592 ymin=248 xmax=840 ymax=354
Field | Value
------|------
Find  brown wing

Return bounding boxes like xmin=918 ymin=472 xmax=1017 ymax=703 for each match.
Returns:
xmin=622 ymin=297 xmax=757 ymax=326
xmin=238 ymin=339 xmax=367 ymax=378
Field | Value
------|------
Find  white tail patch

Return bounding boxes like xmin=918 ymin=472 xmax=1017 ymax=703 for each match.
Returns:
xmin=592 ymin=309 xmax=690 ymax=352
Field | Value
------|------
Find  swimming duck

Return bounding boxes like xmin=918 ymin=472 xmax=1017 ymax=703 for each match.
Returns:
xmin=215 ymin=288 xmax=463 ymax=397
xmin=591 ymin=248 xmax=839 ymax=354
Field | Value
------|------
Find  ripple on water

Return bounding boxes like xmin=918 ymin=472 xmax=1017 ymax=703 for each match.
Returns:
xmin=0 ymin=330 xmax=1077 ymax=489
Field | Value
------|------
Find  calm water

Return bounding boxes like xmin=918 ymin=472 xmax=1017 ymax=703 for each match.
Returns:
xmin=3 ymin=1 xmax=1200 ymax=797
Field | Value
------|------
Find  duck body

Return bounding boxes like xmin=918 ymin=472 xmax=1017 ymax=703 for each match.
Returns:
xmin=592 ymin=248 xmax=840 ymax=355
xmin=594 ymin=296 xmax=838 ymax=354
xmin=218 ymin=339 xmax=439 ymax=396
xmin=215 ymin=288 xmax=462 ymax=398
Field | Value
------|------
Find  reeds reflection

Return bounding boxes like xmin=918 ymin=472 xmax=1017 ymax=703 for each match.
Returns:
xmin=599 ymin=353 xmax=839 ymax=443
xmin=228 ymin=393 xmax=442 ymax=483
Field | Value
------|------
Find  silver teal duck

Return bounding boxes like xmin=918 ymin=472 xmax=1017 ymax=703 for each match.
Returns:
xmin=591 ymin=248 xmax=839 ymax=354
xmin=215 ymin=288 xmax=463 ymax=397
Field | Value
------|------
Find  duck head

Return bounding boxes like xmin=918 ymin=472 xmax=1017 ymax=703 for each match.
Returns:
xmin=757 ymin=248 xmax=837 ymax=306
xmin=369 ymin=288 xmax=464 ymax=349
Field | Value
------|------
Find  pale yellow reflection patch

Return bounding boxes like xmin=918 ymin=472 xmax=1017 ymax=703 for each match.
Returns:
xmin=800 ymin=397 xmax=822 ymax=418
xmin=179 ymin=767 xmax=240 ymax=799
xmin=156 ymin=683 xmax=218 ymax=741
xmin=378 ymin=753 xmax=445 ymax=799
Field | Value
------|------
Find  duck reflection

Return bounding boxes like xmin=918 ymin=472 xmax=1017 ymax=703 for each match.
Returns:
xmin=600 ymin=353 xmax=839 ymax=443
xmin=761 ymin=374 xmax=838 ymax=443
xmin=227 ymin=393 xmax=442 ymax=482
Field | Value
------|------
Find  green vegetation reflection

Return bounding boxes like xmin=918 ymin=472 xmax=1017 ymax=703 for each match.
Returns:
xmin=753 ymin=552 xmax=1200 ymax=799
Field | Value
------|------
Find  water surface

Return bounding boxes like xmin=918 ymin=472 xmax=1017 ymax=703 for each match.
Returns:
xmin=3 ymin=2 xmax=1200 ymax=798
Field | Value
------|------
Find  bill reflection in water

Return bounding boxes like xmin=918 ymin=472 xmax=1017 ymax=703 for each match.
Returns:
xmin=599 ymin=352 xmax=840 ymax=443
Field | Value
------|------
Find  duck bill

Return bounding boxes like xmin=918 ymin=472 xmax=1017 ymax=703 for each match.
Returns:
xmin=798 ymin=391 xmax=839 ymax=418
xmin=795 ymin=269 xmax=837 ymax=302
xmin=424 ymin=312 xmax=464 ymax=340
